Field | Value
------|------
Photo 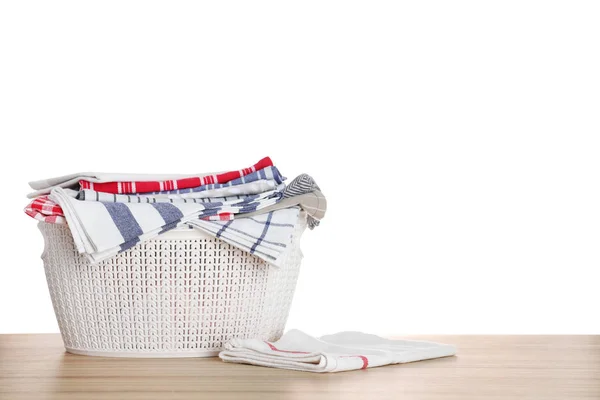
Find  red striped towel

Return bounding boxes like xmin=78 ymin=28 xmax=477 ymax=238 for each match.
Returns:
xmin=80 ymin=157 xmax=273 ymax=194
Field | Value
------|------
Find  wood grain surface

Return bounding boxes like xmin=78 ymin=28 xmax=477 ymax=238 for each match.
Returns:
xmin=1 ymin=334 xmax=599 ymax=400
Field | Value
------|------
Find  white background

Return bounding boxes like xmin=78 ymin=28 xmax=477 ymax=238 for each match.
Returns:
xmin=0 ymin=1 xmax=599 ymax=335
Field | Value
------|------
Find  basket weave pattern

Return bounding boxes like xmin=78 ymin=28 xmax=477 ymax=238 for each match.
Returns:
xmin=39 ymin=219 xmax=305 ymax=357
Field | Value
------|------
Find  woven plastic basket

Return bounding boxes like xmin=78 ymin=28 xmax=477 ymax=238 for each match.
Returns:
xmin=38 ymin=214 xmax=306 ymax=358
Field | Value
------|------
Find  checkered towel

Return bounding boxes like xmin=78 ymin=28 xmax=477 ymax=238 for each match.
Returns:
xmin=24 ymin=196 xmax=66 ymax=224
xmin=49 ymin=187 xmax=284 ymax=263
xmin=219 ymin=330 xmax=456 ymax=373
xmin=189 ymin=208 xmax=303 ymax=263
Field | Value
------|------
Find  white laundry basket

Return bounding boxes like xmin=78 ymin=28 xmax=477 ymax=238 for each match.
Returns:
xmin=38 ymin=214 xmax=306 ymax=358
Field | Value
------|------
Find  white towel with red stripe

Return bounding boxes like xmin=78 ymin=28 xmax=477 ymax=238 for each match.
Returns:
xmin=27 ymin=171 xmax=212 ymax=198
xmin=219 ymin=330 xmax=456 ymax=373
xmin=27 ymin=157 xmax=274 ymax=198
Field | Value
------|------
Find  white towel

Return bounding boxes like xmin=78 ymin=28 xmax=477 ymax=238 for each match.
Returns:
xmin=219 ymin=329 xmax=456 ymax=373
xmin=188 ymin=207 xmax=302 ymax=264
xmin=27 ymin=171 xmax=219 ymax=198
xmin=76 ymin=181 xmax=282 ymax=202
xmin=49 ymin=187 xmax=282 ymax=263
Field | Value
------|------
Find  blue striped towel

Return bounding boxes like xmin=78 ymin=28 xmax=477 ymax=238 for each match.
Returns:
xmin=49 ymin=187 xmax=290 ymax=264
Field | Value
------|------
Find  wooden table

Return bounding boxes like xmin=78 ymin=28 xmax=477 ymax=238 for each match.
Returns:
xmin=1 ymin=334 xmax=599 ymax=399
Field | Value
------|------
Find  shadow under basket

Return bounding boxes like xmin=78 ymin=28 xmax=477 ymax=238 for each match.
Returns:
xmin=38 ymin=214 xmax=306 ymax=358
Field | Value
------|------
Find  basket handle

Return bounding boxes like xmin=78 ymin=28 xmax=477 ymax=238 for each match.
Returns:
xmin=37 ymin=222 xmax=50 ymax=261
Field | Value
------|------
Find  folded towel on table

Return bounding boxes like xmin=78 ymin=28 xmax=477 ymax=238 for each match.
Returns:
xmin=27 ymin=157 xmax=273 ymax=198
xmin=219 ymin=329 xmax=456 ymax=373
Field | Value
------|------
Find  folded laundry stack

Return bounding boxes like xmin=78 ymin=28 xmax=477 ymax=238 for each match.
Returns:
xmin=25 ymin=157 xmax=326 ymax=266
